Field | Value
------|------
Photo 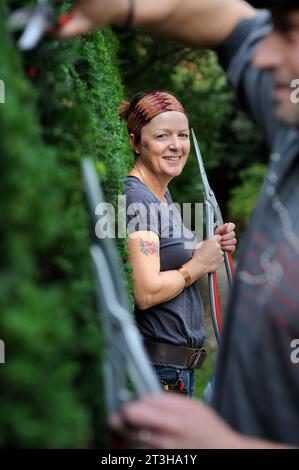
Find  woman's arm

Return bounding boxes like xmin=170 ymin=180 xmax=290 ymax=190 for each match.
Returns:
xmin=128 ymin=230 xmax=185 ymax=310
xmin=128 ymin=229 xmax=224 ymax=310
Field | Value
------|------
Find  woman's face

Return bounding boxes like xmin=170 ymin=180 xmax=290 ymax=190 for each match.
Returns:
xmin=134 ymin=111 xmax=190 ymax=181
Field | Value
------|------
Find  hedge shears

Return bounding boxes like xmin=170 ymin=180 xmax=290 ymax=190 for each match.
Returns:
xmin=8 ymin=0 xmax=73 ymax=50
xmin=192 ymin=130 xmax=235 ymax=345
xmin=82 ymin=159 xmax=161 ymax=421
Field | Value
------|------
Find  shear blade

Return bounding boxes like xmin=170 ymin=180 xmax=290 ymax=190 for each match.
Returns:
xmin=18 ymin=12 xmax=52 ymax=50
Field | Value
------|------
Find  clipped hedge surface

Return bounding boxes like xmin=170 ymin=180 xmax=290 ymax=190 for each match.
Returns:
xmin=0 ymin=0 xmax=131 ymax=448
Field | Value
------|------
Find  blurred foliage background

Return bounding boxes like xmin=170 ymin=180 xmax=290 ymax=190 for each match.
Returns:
xmin=0 ymin=0 xmax=268 ymax=448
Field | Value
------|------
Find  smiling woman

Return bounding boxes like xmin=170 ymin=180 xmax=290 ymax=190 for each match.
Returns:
xmin=130 ymin=108 xmax=190 ymax=194
xmin=120 ymin=91 xmax=237 ymax=397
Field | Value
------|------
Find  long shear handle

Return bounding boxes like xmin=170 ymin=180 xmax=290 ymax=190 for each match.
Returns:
xmin=209 ymin=252 xmax=235 ymax=346
xmin=224 ymin=251 xmax=235 ymax=286
xmin=209 ymin=272 xmax=222 ymax=345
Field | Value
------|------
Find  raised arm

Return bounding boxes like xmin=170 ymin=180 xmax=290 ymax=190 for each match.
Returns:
xmin=58 ymin=0 xmax=256 ymax=48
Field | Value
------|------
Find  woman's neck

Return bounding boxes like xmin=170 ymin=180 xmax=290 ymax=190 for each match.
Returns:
xmin=128 ymin=163 xmax=169 ymax=203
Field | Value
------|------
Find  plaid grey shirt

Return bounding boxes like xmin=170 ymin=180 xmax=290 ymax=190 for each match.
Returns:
xmin=213 ymin=11 xmax=299 ymax=445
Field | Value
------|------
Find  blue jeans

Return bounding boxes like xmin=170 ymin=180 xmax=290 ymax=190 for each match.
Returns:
xmin=153 ymin=365 xmax=195 ymax=398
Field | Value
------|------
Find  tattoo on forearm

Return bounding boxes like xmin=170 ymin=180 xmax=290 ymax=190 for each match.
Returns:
xmin=139 ymin=239 xmax=159 ymax=256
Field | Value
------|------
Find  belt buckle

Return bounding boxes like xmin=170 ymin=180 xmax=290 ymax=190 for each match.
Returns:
xmin=187 ymin=347 xmax=207 ymax=369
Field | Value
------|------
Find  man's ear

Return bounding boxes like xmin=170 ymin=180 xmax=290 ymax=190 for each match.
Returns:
xmin=129 ymin=133 xmax=140 ymax=154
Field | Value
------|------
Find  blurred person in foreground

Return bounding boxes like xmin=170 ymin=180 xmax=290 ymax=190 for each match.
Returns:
xmin=59 ymin=0 xmax=299 ymax=448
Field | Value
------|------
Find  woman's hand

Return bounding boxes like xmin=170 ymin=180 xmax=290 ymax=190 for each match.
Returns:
xmin=184 ymin=235 xmax=224 ymax=280
xmin=214 ymin=222 xmax=237 ymax=253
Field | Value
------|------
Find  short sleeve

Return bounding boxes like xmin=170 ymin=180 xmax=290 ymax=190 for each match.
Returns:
xmin=125 ymin=187 xmax=160 ymax=236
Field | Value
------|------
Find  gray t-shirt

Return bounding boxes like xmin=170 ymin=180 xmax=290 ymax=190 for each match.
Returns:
xmin=214 ymin=12 xmax=299 ymax=445
xmin=124 ymin=176 xmax=207 ymax=360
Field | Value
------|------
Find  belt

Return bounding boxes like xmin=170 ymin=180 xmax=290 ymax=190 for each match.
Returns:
xmin=145 ymin=341 xmax=207 ymax=369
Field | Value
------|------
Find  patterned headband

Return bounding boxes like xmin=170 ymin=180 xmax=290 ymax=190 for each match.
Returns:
xmin=127 ymin=92 xmax=187 ymax=135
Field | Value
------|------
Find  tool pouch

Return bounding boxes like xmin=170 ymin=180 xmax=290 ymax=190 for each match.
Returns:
xmin=161 ymin=381 xmax=188 ymax=394
xmin=160 ymin=371 xmax=188 ymax=395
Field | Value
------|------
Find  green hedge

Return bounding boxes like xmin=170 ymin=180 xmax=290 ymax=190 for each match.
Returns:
xmin=0 ymin=0 xmax=131 ymax=448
